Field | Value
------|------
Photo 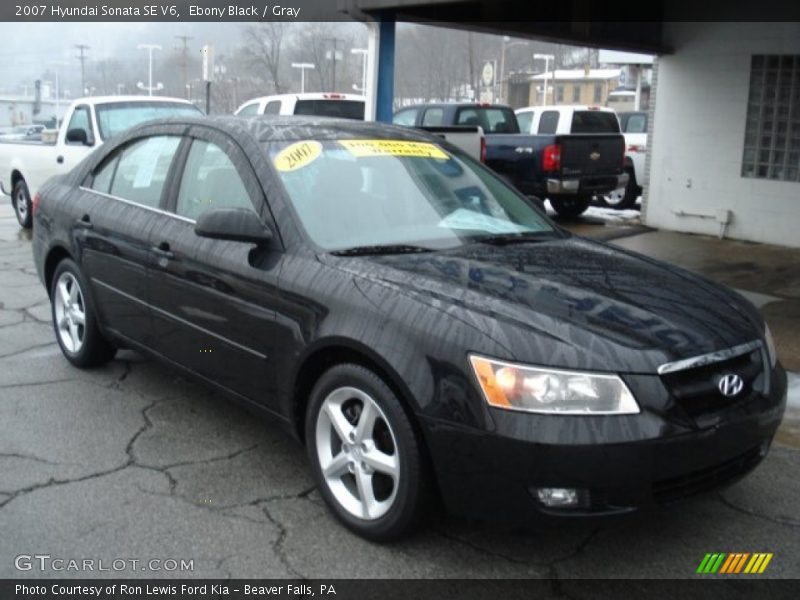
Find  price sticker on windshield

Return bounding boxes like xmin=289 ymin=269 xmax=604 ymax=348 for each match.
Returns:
xmin=273 ymin=141 xmax=323 ymax=172
xmin=340 ymin=139 xmax=449 ymax=159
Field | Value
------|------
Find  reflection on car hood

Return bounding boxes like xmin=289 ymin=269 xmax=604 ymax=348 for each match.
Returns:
xmin=328 ymin=237 xmax=763 ymax=374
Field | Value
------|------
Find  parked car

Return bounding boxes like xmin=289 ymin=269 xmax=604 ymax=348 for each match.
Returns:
xmin=0 ymin=124 xmax=46 ymax=141
xmin=0 ymin=96 xmax=202 ymax=228
xmin=599 ymin=110 xmax=649 ymax=209
xmin=32 ymin=116 xmax=786 ymax=541
xmin=396 ymin=103 xmax=627 ymax=218
xmin=235 ymin=93 xmax=366 ymax=120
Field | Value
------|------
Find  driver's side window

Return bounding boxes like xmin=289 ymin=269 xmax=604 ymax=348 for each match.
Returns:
xmin=176 ymin=140 xmax=255 ymax=221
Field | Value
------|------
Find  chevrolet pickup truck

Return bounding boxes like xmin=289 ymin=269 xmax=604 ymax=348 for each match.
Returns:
xmin=1 ymin=96 xmax=202 ymax=227
xmin=394 ymin=102 xmax=627 ymax=218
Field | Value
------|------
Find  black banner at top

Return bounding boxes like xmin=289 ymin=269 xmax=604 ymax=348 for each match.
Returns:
xmin=3 ymin=0 xmax=800 ymax=22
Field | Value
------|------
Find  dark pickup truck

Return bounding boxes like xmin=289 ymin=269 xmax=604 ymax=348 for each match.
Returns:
xmin=393 ymin=103 xmax=628 ymax=217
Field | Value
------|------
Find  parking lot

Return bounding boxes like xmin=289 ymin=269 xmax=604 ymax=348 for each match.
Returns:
xmin=1 ymin=202 xmax=799 ymax=580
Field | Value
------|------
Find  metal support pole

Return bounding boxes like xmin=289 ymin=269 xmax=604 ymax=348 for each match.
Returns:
xmin=375 ymin=18 xmax=395 ymax=123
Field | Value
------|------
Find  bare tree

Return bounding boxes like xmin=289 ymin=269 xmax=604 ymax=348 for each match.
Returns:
xmin=242 ymin=22 xmax=287 ymax=94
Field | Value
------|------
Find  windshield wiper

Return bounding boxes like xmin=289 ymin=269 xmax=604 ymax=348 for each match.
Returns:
xmin=330 ymin=244 xmax=435 ymax=256
xmin=472 ymin=232 xmax=559 ymax=246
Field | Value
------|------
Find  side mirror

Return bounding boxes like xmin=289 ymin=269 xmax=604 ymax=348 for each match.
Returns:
xmin=65 ymin=128 xmax=94 ymax=146
xmin=194 ymin=208 xmax=273 ymax=245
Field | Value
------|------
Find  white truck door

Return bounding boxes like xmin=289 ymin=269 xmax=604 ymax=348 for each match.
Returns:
xmin=57 ymin=104 xmax=97 ymax=172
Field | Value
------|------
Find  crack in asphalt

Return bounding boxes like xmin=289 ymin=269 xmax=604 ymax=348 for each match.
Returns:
xmin=716 ymin=492 xmax=800 ymax=528
xmin=260 ymin=501 xmax=306 ymax=579
xmin=0 ymin=452 xmax=63 ymax=467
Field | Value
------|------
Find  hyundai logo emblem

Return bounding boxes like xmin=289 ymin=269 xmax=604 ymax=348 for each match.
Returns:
xmin=718 ymin=373 xmax=744 ymax=397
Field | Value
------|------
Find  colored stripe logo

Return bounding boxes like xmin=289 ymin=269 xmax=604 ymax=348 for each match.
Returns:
xmin=697 ymin=553 xmax=773 ymax=574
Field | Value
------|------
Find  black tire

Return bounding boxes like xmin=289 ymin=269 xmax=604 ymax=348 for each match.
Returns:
xmin=305 ymin=363 xmax=429 ymax=541
xmin=599 ymin=169 xmax=638 ymax=210
xmin=50 ymin=258 xmax=117 ymax=368
xmin=550 ymin=196 xmax=591 ymax=219
xmin=12 ymin=179 xmax=32 ymax=229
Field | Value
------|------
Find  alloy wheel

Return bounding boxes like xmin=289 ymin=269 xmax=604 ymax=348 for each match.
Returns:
xmin=15 ymin=187 xmax=28 ymax=221
xmin=53 ymin=272 xmax=87 ymax=353
xmin=315 ymin=386 xmax=400 ymax=520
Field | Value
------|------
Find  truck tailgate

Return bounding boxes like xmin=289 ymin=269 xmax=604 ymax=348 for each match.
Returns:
xmin=559 ymin=134 xmax=624 ymax=176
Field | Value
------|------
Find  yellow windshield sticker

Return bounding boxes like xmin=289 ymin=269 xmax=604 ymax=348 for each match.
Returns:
xmin=340 ymin=139 xmax=449 ymax=159
xmin=273 ymin=140 xmax=323 ymax=172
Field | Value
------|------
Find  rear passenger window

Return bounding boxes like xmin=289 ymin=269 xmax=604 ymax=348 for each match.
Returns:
xmin=625 ymin=114 xmax=647 ymax=133
xmin=176 ymin=140 xmax=255 ymax=221
xmin=109 ymin=136 xmax=181 ymax=208
xmin=538 ymin=111 xmax=559 ymax=134
xmin=264 ymin=101 xmax=281 ymax=115
xmin=422 ymin=108 xmax=444 ymax=126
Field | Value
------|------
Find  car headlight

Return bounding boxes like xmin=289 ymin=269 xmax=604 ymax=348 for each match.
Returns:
xmin=469 ymin=355 xmax=639 ymax=415
xmin=764 ymin=324 xmax=777 ymax=368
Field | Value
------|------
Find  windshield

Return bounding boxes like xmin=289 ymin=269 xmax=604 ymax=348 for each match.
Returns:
xmin=95 ymin=102 xmax=202 ymax=140
xmin=294 ymin=100 xmax=365 ymax=120
xmin=268 ymin=139 xmax=556 ymax=251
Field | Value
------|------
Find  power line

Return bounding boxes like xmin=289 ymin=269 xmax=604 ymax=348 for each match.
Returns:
xmin=74 ymin=44 xmax=89 ymax=94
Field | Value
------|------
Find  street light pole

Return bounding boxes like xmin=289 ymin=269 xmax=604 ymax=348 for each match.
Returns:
xmin=136 ymin=44 xmax=162 ymax=96
xmin=291 ymin=63 xmax=315 ymax=93
xmin=351 ymin=48 xmax=368 ymax=94
xmin=534 ymin=53 xmax=555 ymax=106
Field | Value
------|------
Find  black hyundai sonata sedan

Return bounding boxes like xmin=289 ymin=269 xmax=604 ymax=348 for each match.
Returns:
xmin=32 ymin=116 xmax=786 ymax=540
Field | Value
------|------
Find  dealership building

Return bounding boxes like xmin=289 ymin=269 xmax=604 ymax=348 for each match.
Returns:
xmin=342 ymin=2 xmax=800 ymax=248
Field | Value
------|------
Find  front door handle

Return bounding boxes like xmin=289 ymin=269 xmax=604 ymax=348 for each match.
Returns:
xmin=57 ymin=155 xmax=64 ymax=164
xmin=76 ymin=214 xmax=92 ymax=229
xmin=151 ymin=242 xmax=174 ymax=260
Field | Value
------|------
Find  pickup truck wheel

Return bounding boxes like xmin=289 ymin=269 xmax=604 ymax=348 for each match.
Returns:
xmin=50 ymin=259 xmax=117 ymax=368
xmin=600 ymin=170 xmax=638 ymax=210
xmin=550 ymin=197 xmax=590 ymax=219
xmin=12 ymin=180 xmax=32 ymax=229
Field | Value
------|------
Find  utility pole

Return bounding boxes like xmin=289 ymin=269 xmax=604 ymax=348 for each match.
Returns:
xmin=322 ymin=37 xmax=342 ymax=91
xmin=175 ymin=35 xmax=193 ymax=99
xmin=75 ymin=44 xmax=89 ymax=95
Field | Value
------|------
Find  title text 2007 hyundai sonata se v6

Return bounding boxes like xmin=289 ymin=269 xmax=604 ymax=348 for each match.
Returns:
xmin=32 ymin=116 xmax=786 ymax=540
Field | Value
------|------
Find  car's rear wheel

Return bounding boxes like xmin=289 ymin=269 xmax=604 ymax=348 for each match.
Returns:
xmin=550 ymin=196 xmax=591 ymax=218
xmin=306 ymin=364 xmax=428 ymax=541
xmin=12 ymin=179 xmax=32 ymax=229
xmin=50 ymin=259 xmax=116 ymax=368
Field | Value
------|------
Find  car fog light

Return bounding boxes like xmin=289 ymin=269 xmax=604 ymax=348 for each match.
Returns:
xmin=536 ymin=487 xmax=580 ymax=508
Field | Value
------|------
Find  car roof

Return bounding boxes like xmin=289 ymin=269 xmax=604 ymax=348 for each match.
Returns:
xmin=516 ymin=105 xmax=615 ymax=113
xmin=395 ymin=102 xmax=513 ymax=112
xmin=72 ymin=95 xmax=196 ymax=106
xmin=126 ymin=115 xmax=447 ymax=145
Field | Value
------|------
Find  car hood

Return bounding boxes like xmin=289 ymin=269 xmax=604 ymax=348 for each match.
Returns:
xmin=325 ymin=237 xmax=764 ymax=374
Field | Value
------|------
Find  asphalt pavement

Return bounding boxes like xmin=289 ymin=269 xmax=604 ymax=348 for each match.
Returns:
xmin=1 ymin=203 xmax=799 ymax=580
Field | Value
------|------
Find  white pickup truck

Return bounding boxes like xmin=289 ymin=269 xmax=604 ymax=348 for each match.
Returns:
xmin=235 ymin=93 xmax=366 ymax=120
xmin=1 ymin=96 xmax=202 ymax=227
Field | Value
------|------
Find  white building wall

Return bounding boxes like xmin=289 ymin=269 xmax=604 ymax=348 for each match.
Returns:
xmin=644 ymin=22 xmax=800 ymax=248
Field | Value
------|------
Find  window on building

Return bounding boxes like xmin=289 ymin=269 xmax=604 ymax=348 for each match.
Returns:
xmin=556 ymin=85 xmax=564 ymax=103
xmin=594 ymin=84 xmax=603 ymax=103
xmin=742 ymin=54 xmax=800 ymax=182
xmin=572 ymin=85 xmax=581 ymax=103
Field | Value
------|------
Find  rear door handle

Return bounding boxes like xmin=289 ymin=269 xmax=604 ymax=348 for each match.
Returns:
xmin=76 ymin=215 xmax=92 ymax=229
xmin=151 ymin=242 xmax=174 ymax=260
xmin=57 ymin=156 xmax=64 ymax=164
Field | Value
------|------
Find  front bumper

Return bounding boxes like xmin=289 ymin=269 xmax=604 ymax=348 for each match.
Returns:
xmin=422 ymin=365 xmax=786 ymax=523
xmin=546 ymin=172 xmax=629 ymax=196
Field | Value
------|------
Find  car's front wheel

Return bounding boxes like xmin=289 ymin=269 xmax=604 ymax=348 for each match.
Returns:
xmin=50 ymin=259 xmax=117 ymax=368
xmin=306 ymin=364 xmax=429 ymax=541
xmin=12 ymin=179 xmax=32 ymax=229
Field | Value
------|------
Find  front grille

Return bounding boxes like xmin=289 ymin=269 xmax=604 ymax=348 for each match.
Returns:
xmin=653 ymin=446 xmax=763 ymax=504
xmin=660 ymin=347 xmax=765 ymax=419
